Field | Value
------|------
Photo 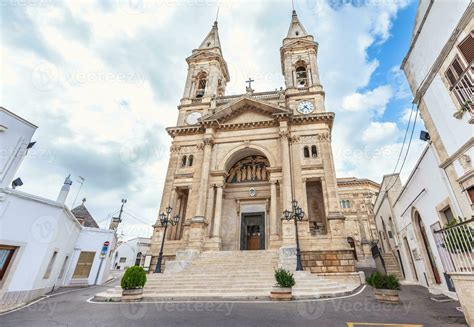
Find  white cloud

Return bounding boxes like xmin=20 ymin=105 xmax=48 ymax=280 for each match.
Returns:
xmin=342 ymin=85 xmax=393 ymax=114
xmin=362 ymin=121 xmax=401 ymax=144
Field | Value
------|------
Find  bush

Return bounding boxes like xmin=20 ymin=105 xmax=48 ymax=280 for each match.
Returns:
xmin=274 ymin=268 xmax=295 ymax=288
xmin=121 ymin=266 xmax=147 ymax=290
xmin=366 ymin=272 xmax=400 ymax=290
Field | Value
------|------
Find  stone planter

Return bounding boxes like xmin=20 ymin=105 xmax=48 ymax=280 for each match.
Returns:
xmin=373 ymin=288 xmax=400 ymax=304
xmin=122 ymin=288 xmax=143 ymax=302
xmin=270 ymin=287 xmax=292 ymax=301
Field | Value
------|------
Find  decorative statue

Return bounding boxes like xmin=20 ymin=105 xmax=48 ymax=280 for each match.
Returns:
xmin=226 ymin=156 xmax=270 ymax=183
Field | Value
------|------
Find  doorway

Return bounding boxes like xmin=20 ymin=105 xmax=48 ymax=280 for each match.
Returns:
xmin=415 ymin=212 xmax=441 ymax=284
xmin=240 ymin=212 xmax=265 ymax=250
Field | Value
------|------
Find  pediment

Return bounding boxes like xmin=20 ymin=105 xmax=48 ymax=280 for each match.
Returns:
xmin=281 ymin=38 xmax=316 ymax=51
xmin=202 ymin=96 xmax=289 ymax=124
xmin=186 ymin=51 xmax=219 ymax=61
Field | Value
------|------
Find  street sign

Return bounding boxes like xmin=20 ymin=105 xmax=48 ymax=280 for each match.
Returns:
xmin=101 ymin=241 xmax=110 ymax=256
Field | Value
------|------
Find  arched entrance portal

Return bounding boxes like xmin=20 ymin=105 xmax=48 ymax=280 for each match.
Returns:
xmin=414 ymin=211 xmax=441 ymax=285
xmin=221 ymin=149 xmax=274 ymax=251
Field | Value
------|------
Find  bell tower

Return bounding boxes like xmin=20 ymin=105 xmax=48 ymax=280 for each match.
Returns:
xmin=181 ymin=21 xmax=230 ymax=102
xmin=281 ymin=10 xmax=325 ymax=114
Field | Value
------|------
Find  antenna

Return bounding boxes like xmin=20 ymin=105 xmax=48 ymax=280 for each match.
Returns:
xmin=292 ymin=0 xmax=295 ymax=11
xmin=72 ymin=176 xmax=85 ymax=207
xmin=215 ymin=6 xmax=220 ymax=22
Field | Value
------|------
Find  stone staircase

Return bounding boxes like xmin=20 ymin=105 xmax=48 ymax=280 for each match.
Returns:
xmin=382 ymin=252 xmax=404 ymax=279
xmin=95 ymin=250 xmax=359 ymax=301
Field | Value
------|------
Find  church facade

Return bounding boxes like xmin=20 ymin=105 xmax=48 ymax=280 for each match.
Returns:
xmin=149 ymin=11 xmax=374 ymax=274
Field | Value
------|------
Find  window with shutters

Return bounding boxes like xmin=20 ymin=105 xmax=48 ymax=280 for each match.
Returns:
xmin=72 ymin=251 xmax=96 ymax=279
xmin=458 ymin=31 xmax=474 ymax=65
xmin=445 ymin=54 xmax=473 ymax=106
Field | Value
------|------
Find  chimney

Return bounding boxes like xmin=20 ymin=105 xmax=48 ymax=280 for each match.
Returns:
xmin=57 ymin=174 xmax=73 ymax=204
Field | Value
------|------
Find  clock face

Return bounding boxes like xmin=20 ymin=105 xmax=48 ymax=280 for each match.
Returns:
xmin=185 ymin=112 xmax=202 ymax=125
xmin=297 ymin=101 xmax=314 ymax=114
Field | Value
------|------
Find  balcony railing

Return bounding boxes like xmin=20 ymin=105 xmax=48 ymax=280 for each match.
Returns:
xmin=451 ymin=65 xmax=474 ymax=112
xmin=433 ymin=218 xmax=474 ymax=274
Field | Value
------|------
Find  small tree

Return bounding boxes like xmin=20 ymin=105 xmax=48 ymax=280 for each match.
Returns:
xmin=121 ymin=266 xmax=147 ymax=290
xmin=366 ymin=272 xmax=400 ymax=290
xmin=274 ymin=268 xmax=295 ymax=288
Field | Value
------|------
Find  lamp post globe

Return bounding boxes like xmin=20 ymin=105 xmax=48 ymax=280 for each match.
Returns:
xmin=154 ymin=207 xmax=180 ymax=273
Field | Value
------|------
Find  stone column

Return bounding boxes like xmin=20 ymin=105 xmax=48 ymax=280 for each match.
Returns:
xmin=212 ymin=184 xmax=224 ymax=239
xmin=270 ymin=180 xmax=278 ymax=237
xmin=170 ymin=194 xmax=182 ymax=240
xmin=279 ymin=122 xmax=292 ymax=208
xmin=205 ymin=184 xmax=215 ymax=236
xmin=280 ymin=122 xmax=297 ymax=249
xmin=166 ymin=187 xmax=178 ymax=240
xmin=195 ymin=135 xmax=213 ymax=218
xmin=319 ymin=132 xmax=347 ymax=249
xmin=309 ymin=53 xmax=321 ymax=86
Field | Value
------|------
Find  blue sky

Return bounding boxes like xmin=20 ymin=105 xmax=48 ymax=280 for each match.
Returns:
xmin=1 ymin=0 xmax=426 ymax=239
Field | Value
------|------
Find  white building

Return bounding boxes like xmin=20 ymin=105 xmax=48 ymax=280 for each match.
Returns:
xmin=374 ymin=1 xmax=473 ymax=324
xmin=0 ymin=107 xmax=117 ymax=312
xmin=375 ymin=146 xmax=460 ymax=298
xmin=401 ymin=0 xmax=473 ymax=216
xmin=112 ymin=237 xmax=151 ymax=271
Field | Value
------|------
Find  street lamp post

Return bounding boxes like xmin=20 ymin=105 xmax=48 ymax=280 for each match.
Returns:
xmin=154 ymin=206 xmax=180 ymax=273
xmin=283 ymin=199 xmax=305 ymax=271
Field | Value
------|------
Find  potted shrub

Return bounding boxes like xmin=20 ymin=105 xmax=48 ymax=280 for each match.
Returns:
xmin=366 ymin=272 xmax=401 ymax=304
xmin=121 ymin=266 xmax=147 ymax=302
xmin=270 ymin=268 xmax=295 ymax=301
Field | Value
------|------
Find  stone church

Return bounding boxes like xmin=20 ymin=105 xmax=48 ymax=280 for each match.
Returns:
xmin=149 ymin=11 xmax=378 ymax=274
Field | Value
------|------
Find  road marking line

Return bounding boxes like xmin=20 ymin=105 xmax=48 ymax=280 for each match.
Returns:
xmin=86 ymin=284 xmax=367 ymax=305
xmin=347 ymin=324 xmax=423 ymax=327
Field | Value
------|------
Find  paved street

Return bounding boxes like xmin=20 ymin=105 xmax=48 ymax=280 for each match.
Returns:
xmin=0 ymin=278 xmax=467 ymax=327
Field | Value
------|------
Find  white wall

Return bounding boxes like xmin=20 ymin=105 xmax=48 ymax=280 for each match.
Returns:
xmin=404 ymin=0 xmax=469 ymax=89
xmin=423 ymin=75 xmax=472 ymax=157
xmin=0 ymin=108 xmax=36 ymax=189
xmin=65 ymin=228 xmax=116 ymax=286
xmin=112 ymin=237 xmax=151 ymax=270
xmin=393 ymin=146 xmax=456 ymax=294
xmin=0 ymin=189 xmax=81 ymax=302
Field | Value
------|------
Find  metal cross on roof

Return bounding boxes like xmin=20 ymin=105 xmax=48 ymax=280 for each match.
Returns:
xmin=246 ymin=77 xmax=254 ymax=89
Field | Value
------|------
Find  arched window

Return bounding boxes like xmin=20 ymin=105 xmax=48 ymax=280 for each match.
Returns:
xmin=181 ymin=155 xmax=187 ymax=167
xmin=195 ymin=73 xmax=207 ymax=98
xmin=135 ymin=252 xmax=142 ymax=266
xmin=303 ymin=146 xmax=310 ymax=158
xmin=295 ymin=65 xmax=308 ymax=88
xmin=188 ymin=155 xmax=194 ymax=167
xmin=311 ymin=145 xmax=317 ymax=158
